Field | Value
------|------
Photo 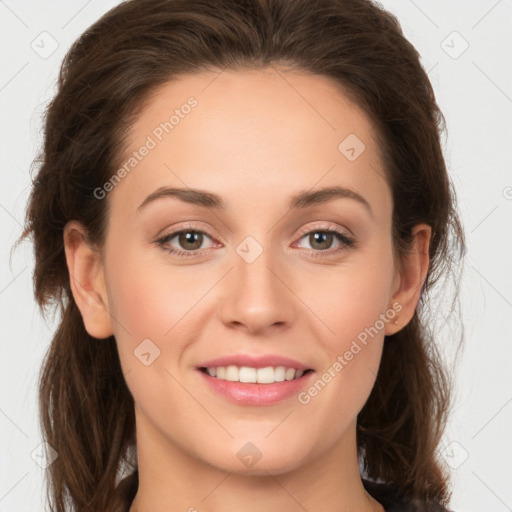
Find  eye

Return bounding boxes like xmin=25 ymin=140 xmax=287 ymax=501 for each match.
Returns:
xmin=155 ymin=226 xmax=217 ymax=258
xmin=293 ymin=224 xmax=356 ymax=257
xmin=154 ymin=223 xmax=356 ymax=259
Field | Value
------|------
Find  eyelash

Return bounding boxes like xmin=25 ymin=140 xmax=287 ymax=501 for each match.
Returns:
xmin=154 ymin=223 xmax=356 ymax=259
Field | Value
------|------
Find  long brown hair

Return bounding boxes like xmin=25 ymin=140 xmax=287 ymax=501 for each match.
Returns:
xmin=18 ymin=0 xmax=465 ymax=510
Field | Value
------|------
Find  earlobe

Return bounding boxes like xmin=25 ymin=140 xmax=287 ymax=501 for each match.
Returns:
xmin=385 ymin=223 xmax=431 ymax=335
xmin=63 ymin=220 xmax=114 ymax=339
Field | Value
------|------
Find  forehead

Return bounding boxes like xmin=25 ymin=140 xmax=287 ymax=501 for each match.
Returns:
xmin=109 ymin=67 xmax=390 ymax=221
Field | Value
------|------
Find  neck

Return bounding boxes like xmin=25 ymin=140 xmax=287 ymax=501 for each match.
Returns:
xmin=128 ymin=412 xmax=384 ymax=512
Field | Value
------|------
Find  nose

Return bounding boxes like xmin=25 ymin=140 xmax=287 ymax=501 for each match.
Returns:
xmin=217 ymin=244 xmax=296 ymax=336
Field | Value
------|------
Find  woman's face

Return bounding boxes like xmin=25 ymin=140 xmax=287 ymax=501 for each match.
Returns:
xmin=99 ymin=68 xmax=403 ymax=474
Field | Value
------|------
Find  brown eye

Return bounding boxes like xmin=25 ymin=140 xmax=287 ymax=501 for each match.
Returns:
xmin=307 ymin=231 xmax=335 ymax=251
xmin=155 ymin=228 xmax=216 ymax=257
xmin=176 ymin=231 xmax=204 ymax=251
xmin=296 ymin=228 xmax=354 ymax=255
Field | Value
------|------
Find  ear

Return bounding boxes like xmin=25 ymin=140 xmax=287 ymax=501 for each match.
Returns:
xmin=63 ymin=220 xmax=114 ymax=339
xmin=385 ymin=223 xmax=431 ymax=335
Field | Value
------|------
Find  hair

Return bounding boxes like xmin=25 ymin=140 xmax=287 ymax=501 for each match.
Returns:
xmin=18 ymin=0 xmax=465 ymax=511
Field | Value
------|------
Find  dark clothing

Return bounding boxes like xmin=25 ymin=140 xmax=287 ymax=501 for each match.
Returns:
xmin=363 ymin=478 xmax=453 ymax=512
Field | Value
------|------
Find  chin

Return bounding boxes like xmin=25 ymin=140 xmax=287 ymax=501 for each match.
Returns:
xmin=204 ymin=444 xmax=308 ymax=477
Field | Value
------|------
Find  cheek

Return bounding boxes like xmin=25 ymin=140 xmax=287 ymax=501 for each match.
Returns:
xmin=301 ymin=247 xmax=395 ymax=404
xmin=309 ymin=249 xmax=395 ymax=346
xmin=103 ymin=247 xmax=228 ymax=398
xmin=104 ymin=255 xmax=203 ymax=416
xmin=105 ymin=249 xmax=207 ymax=341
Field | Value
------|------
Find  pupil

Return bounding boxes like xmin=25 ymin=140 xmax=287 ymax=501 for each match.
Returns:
xmin=180 ymin=231 xmax=202 ymax=250
xmin=311 ymin=232 xmax=332 ymax=250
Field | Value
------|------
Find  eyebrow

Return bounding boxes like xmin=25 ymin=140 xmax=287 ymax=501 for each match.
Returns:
xmin=137 ymin=185 xmax=373 ymax=216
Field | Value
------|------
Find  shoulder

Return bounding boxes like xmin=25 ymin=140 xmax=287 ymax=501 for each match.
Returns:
xmin=362 ymin=478 xmax=455 ymax=512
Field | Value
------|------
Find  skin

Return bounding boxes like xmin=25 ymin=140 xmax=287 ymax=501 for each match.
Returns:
xmin=64 ymin=67 xmax=430 ymax=512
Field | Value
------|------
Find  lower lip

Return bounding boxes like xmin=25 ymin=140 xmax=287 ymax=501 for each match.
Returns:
xmin=197 ymin=369 xmax=315 ymax=406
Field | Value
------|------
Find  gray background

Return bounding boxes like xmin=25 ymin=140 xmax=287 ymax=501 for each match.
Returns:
xmin=1 ymin=1 xmax=511 ymax=510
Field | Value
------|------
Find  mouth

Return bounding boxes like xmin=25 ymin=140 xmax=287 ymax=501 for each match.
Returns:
xmin=198 ymin=365 xmax=314 ymax=384
xmin=195 ymin=354 xmax=316 ymax=405
xmin=196 ymin=365 xmax=315 ymax=406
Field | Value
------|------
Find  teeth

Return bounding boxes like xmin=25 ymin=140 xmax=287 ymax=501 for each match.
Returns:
xmin=204 ymin=365 xmax=305 ymax=384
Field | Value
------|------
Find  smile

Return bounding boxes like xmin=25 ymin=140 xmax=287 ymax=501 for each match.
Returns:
xmin=197 ymin=366 xmax=315 ymax=406
xmin=200 ymin=365 xmax=312 ymax=384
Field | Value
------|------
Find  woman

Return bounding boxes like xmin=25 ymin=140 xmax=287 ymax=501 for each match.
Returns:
xmin=19 ymin=0 xmax=465 ymax=510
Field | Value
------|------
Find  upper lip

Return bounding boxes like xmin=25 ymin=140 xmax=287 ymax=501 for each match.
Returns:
xmin=197 ymin=354 xmax=313 ymax=371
